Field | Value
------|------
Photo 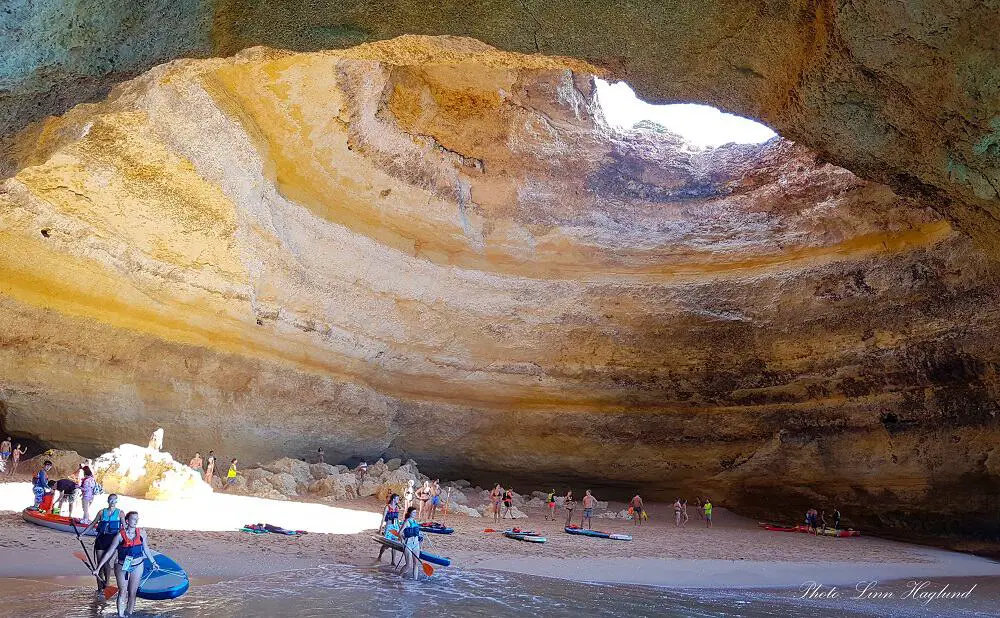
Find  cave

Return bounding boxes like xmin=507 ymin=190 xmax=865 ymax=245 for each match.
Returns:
xmin=1 ymin=2 xmax=999 ymax=567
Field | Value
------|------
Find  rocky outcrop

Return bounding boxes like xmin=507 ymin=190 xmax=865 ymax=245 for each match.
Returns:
xmin=93 ymin=444 xmax=212 ymax=500
xmin=0 ymin=37 xmax=997 ymax=548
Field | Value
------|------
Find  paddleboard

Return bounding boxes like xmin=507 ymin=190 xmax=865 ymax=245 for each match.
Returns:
xmin=564 ymin=525 xmax=631 ymax=541
xmin=22 ymin=508 xmax=96 ymax=536
xmin=370 ymin=535 xmax=452 ymax=567
xmin=419 ymin=522 xmax=454 ymax=535
xmin=503 ymin=529 xmax=546 ymax=543
xmin=137 ymin=551 xmax=190 ymax=600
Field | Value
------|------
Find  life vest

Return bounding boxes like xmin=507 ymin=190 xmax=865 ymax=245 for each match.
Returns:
xmin=546 ymin=492 xmax=555 ymax=503
xmin=96 ymin=508 xmax=122 ymax=536
xmin=117 ymin=528 xmax=145 ymax=561
xmin=402 ymin=519 xmax=421 ymax=539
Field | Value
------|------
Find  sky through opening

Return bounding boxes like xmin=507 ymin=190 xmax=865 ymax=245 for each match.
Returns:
xmin=595 ymin=79 xmax=777 ymax=148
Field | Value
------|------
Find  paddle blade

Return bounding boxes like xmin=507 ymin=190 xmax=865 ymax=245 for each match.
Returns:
xmin=390 ymin=528 xmax=401 ymax=538
xmin=73 ymin=551 xmax=90 ymax=564
xmin=103 ymin=586 xmax=119 ymax=600
xmin=422 ymin=562 xmax=434 ymax=576
xmin=483 ymin=528 xmax=496 ymax=533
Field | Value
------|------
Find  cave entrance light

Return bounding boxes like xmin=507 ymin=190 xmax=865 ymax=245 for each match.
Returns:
xmin=595 ymin=79 xmax=777 ymax=148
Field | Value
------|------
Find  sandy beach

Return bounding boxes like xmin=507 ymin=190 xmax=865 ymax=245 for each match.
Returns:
xmin=2 ymin=475 xmax=998 ymax=591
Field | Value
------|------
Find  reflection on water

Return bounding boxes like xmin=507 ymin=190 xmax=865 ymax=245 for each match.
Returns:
xmin=0 ymin=565 xmax=996 ymax=617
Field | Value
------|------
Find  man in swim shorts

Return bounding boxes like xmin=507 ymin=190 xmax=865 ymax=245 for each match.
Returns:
xmin=581 ymin=490 xmax=596 ymax=529
xmin=0 ymin=437 xmax=10 ymax=466
xmin=429 ymin=480 xmax=442 ymax=521
xmin=630 ymin=494 xmax=643 ymax=527
xmin=703 ymin=497 xmax=713 ymax=528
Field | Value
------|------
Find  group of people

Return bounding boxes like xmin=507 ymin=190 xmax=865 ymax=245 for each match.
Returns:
xmin=376 ymin=494 xmax=426 ymax=579
xmin=186 ymin=451 xmax=238 ymax=489
xmin=412 ymin=479 xmax=444 ymax=521
xmin=0 ymin=437 xmax=28 ymax=476
xmin=805 ymin=507 xmax=842 ymax=532
xmin=31 ymin=459 xmax=101 ymax=521
xmin=672 ymin=496 xmax=714 ymax=528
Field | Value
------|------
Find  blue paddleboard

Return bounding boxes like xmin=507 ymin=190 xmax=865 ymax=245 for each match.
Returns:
xmin=136 ymin=551 xmax=190 ymax=600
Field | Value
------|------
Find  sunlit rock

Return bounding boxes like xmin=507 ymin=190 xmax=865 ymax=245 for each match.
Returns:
xmin=93 ymin=444 xmax=212 ymax=500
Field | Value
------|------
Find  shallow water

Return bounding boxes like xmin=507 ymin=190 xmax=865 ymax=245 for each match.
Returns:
xmin=1 ymin=566 xmax=996 ymax=617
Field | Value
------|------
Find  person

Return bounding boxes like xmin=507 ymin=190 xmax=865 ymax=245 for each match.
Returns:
xmin=82 ymin=494 xmax=124 ymax=593
xmin=357 ymin=461 xmax=368 ymax=486
xmin=188 ymin=452 xmax=203 ymax=472
xmin=819 ymin=510 xmax=828 ymax=533
xmin=204 ymin=451 xmax=216 ymax=484
xmin=415 ymin=481 xmax=431 ymax=520
xmin=317 ymin=448 xmax=325 ymax=464
xmin=502 ymin=487 xmax=514 ymax=519
xmin=680 ymin=499 xmax=689 ymax=527
xmin=630 ymin=494 xmax=644 ymax=527
xmin=147 ymin=427 xmax=163 ymax=451
xmin=581 ymin=490 xmax=596 ymax=529
xmin=399 ymin=506 xmax=423 ymax=579
xmin=0 ymin=437 xmax=10 ymax=465
xmin=490 ymin=484 xmax=502 ymax=523
xmin=376 ymin=516 xmax=403 ymax=566
xmin=404 ymin=479 xmax=415 ymax=511
xmin=805 ymin=508 xmax=817 ymax=533
xmin=563 ymin=490 xmax=576 ymax=526
xmin=429 ymin=480 xmax=442 ymax=521
xmin=221 ymin=459 xmax=238 ymax=491
xmin=7 ymin=444 xmax=27 ymax=476
xmin=32 ymin=460 xmax=53 ymax=508
xmin=382 ymin=493 xmax=401 ymax=534
xmin=92 ymin=511 xmax=158 ymax=617
xmin=703 ymin=497 xmax=713 ymax=528
xmin=545 ymin=489 xmax=557 ymax=521
xmin=832 ymin=507 xmax=842 ymax=531
xmin=50 ymin=477 xmax=79 ymax=517
xmin=694 ymin=496 xmax=704 ymax=520
xmin=673 ymin=497 xmax=683 ymax=527
xmin=80 ymin=466 xmax=97 ymax=522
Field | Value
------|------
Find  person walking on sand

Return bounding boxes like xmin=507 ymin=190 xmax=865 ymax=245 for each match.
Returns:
xmin=7 ymin=443 xmax=27 ymax=476
xmin=221 ymin=458 xmax=238 ymax=491
xmin=490 ymin=484 xmax=502 ymax=523
xmin=92 ymin=510 xmax=159 ymax=617
xmin=681 ymin=499 xmax=689 ymax=527
xmin=204 ymin=451 xmax=216 ymax=484
xmin=188 ymin=452 xmax=203 ymax=472
xmin=404 ymin=479 xmax=415 ymax=511
xmin=581 ymin=490 xmax=596 ymax=529
xmin=0 ymin=437 xmax=10 ymax=466
xmin=703 ymin=497 xmax=713 ymax=528
xmin=630 ymin=494 xmax=644 ymax=527
xmin=32 ymin=460 xmax=53 ymax=508
xmin=673 ymin=497 xmax=683 ymax=526
xmin=545 ymin=489 xmax=557 ymax=521
xmin=82 ymin=494 xmax=124 ymax=594
xmin=147 ymin=427 xmax=163 ymax=451
xmin=563 ymin=490 xmax=576 ymax=527
xmin=80 ymin=466 xmax=97 ymax=522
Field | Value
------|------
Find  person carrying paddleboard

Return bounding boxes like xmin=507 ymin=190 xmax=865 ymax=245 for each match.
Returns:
xmin=82 ymin=494 xmax=123 ymax=594
xmin=399 ymin=506 xmax=424 ymax=579
xmin=92 ymin=511 xmax=158 ymax=617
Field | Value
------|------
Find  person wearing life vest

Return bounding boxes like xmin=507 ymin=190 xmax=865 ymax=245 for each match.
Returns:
xmin=399 ymin=506 xmax=424 ymax=580
xmin=92 ymin=510 xmax=158 ymax=617
xmin=32 ymin=461 xmax=53 ymax=508
xmin=81 ymin=494 xmax=124 ymax=593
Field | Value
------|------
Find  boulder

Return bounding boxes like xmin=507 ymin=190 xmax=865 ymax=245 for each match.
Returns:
xmin=531 ymin=491 xmax=549 ymax=501
xmin=367 ymin=460 xmax=389 ymax=480
xmin=262 ymin=457 xmax=312 ymax=486
xmin=385 ymin=458 xmax=402 ymax=471
xmin=241 ymin=467 xmax=272 ymax=482
xmin=267 ymin=472 xmax=298 ymax=496
xmin=92 ymin=444 xmax=211 ymax=500
xmin=357 ymin=478 xmax=379 ymax=498
xmin=309 ymin=463 xmax=338 ymax=480
xmin=223 ymin=475 xmax=248 ymax=494
xmin=450 ymin=504 xmax=482 ymax=518
xmin=526 ymin=497 xmax=545 ymax=508
xmin=444 ymin=488 xmax=468 ymax=505
xmin=452 ymin=479 xmax=472 ymax=489
xmin=22 ymin=450 xmax=86 ymax=480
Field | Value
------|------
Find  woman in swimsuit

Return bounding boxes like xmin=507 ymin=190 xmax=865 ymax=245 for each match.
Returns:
xmin=563 ymin=490 xmax=575 ymax=527
xmin=6 ymin=444 xmax=27 ymax=476
xmin=414 ymin=481 xmax=431 ymax=521
xmin=680 ymin=499 xmax=689 ymax=526
xmin=92 ymin=511 xmax=158 ymax=617
xmin=400 ymin=506 xmax=423 ymax=579
xmin=82 ymin=494 xmax=123 ymax=593
xmin=490 ymin=484 xmax=503 ymax=523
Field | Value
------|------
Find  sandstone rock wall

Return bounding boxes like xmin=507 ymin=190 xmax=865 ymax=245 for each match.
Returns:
xmin=0 ymin=37 xmax=997 ymax=547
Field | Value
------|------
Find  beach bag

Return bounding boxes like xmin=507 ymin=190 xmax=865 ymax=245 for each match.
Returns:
xmin=627 ymin=506 xmax=634 ymax=517
xmin=641 ymin=510 xmax=649 ymax=521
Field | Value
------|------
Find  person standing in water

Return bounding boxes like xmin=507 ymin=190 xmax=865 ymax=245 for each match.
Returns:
xmin=7 ymin=443 xmax=27 ymax=476
xmin=82 ymin=494 xmax=124 ymax=593
xmin=703 ymin=497 xmax=713 ymax=528
xmin=399 ymin=506 xmax=424 ymax=579
xmin=92 ymin=511 xmax=158 ymax=617
xmin=630 ymin=494 xmax=644 ymax=526
xmin=563 ymin=490 xmax=576 ymax=527
xmin=188 ymin=452 xmax=203 ymax=472
xmin=204 ymin=451 xmax=216 ymax=484
xmin=581 ymin=490 xmax=596 ymax=529
xmin=32 ymin=460 xmax=52 ymax=507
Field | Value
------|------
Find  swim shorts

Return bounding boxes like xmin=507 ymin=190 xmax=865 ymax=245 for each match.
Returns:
xmin=584 ymin=508 xmax=593 ymax=518
xmin=431 ymin=496 xmax=440 ymax=506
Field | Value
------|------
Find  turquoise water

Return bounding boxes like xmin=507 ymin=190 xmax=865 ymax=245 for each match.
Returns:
xmin=1 ymin=566 xmax=996 ymax=617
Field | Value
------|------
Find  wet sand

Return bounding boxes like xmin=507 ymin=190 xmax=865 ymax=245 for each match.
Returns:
xmin=1 ymin=474 xmax=998 ymax=590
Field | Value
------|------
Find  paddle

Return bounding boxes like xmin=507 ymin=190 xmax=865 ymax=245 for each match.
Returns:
xmin=390 ymin=528 xmax=434 ymax=576
xmin=72 ymin=551 xmax=119 ymax=600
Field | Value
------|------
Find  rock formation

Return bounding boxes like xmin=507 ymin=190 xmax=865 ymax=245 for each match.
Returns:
xmin=93 ymin=444 xmax=212 ymax=500
xmin=0 ymin=36 xmax=997 ymax=549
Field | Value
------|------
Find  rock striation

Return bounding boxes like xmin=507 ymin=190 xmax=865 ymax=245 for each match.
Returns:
xmin=0 ymin=37 xmax=997 ymax=548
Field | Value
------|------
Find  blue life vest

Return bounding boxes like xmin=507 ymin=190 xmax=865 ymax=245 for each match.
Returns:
xmin=96 ymin=508 xmax=122 ymax=536
xmin=402 ymin=520 xmax=421 ymax=539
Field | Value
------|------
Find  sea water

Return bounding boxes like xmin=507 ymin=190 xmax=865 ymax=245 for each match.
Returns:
xmin=0 ymin=566 xmax=996 ymax=617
